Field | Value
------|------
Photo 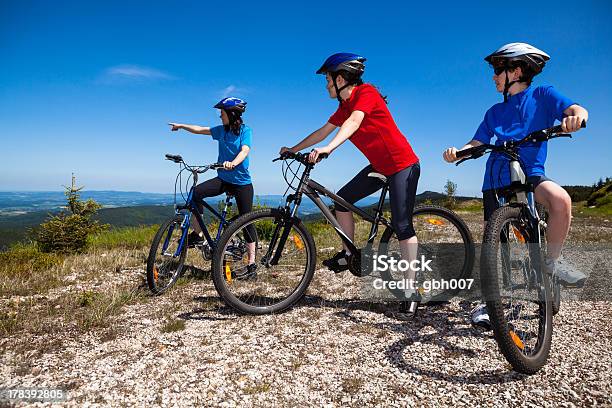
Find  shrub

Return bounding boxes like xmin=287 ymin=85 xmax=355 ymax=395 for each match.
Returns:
xmin=35 ymin=176 xmax=108 ymax=254
xmin=443 ymin=179 xmax=457 ymax=209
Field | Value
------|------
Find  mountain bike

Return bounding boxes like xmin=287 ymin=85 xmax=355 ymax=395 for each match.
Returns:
xmin=146 ymin=154 xmax=246 ymax=294
xmin=212 ymin=151 xmax=475 ymax=315
xmin=455 ymin=121 xmax=585 ymax=374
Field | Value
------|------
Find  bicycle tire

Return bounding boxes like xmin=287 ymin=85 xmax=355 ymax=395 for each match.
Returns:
xmin=212 ymin=208 xmax=316 ymax=315
xmin=146 ymin=215 xmax=188 ymax=295
xmin=482 ymin=205 xmax=553 ymax=374
xmin=377 ymin=205 xmax=475 ymax=303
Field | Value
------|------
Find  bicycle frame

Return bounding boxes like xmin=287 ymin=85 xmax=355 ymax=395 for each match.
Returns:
xmin=163 ymin=170 xmax=234 ymax=257
xmin=495 ymin=158 xmax=543 ymax=243
xmin=494 ymin=157 xmax=548 ymax=293
xmin=262 ymin=160 xmax=392 ymax=267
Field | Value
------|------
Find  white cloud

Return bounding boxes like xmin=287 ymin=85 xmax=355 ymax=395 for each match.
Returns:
xmin=219 ymin=84 xmax=252 ymax=98
xmin=220 ymin=85 xmax=237 ymax=98
xmin=101 ymin=64 xmax=176 ymax=82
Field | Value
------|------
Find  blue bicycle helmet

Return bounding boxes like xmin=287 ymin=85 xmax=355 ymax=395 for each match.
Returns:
xmin=316 ymin=53 xmax=366 ymax=103
xmin=214 ymin=97 xmax=247 ymax=112
xmin=316 ymin=52 xmax=366 ymax=75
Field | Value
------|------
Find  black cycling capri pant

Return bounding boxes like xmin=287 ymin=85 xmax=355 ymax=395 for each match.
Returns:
xmin=482 ymin=175 xmax=552 ymax=221
xmin=192 ymin=177 xmax=256 ymax=243
xmin=335 ymin=162 xmax=420 ymax=241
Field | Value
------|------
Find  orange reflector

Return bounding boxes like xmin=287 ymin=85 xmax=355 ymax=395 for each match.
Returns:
xmin=512 ymin=227 xmax=526 ymax=243
xmin=225 ymin=263 xmax=232 ymax=283
xmin=292 ymin=234 xmax=304 ymax=250
xmin=427 ymin=218 xmax=445 ymax=226
xmin=509 ymin=330 xmax=525 ymax=350
xmin=153 ymin=266 xmax=159 ymax=282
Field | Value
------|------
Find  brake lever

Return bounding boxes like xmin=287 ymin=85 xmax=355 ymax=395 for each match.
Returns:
xmin=455 ymin=157 xmax=470 ymax=166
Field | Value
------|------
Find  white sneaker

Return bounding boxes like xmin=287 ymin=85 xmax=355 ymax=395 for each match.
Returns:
xmin=550 ymin=258 xmax=587 ymax=288
xmin=470 ymin=303 xmax=491 ymax=330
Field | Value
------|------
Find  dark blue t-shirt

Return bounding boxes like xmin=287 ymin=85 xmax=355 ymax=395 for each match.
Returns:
xmin=473 ymin=85 xmax=575 ymax=191
xmin=210 ymin=124 xmax=252 ymax=185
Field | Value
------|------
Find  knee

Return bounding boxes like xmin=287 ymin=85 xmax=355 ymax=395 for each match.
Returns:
xmin=549 ymin=190 xmax=572 ymax=216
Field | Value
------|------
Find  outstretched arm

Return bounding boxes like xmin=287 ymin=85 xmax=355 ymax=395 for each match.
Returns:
xmin=308 ymin=110 xmax=365 ymax=162
xmin=280 ymin=122 xmax=337 ymax=154
xmin=168 ymin=123 xmax=212 ymax=135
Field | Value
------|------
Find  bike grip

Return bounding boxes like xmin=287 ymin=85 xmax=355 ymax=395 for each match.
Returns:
xmin=319 ymin=153 xmax=329 ymax=159
xmin=165 ymin=154 xmax=182 ymax=162
xmin=455 ymin=148 xmax=473 ymax=159
xmin=581 ymin=120 xmax=587 ymax=128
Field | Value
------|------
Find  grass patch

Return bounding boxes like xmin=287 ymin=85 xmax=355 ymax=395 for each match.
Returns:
xmin=160 ymin=318 xmax=186 ymax=333
xmin=0 ymin=243 xmax=64 ymax=297
xmin=574 ymin=201 xmax=612 ymax=217
xmin=88 ymin=225 xmax=158 ymax=250
xmin=243 ymin=382 xmax=271 ymax=394
xmin=341 ymin=377 xmax=363 ymax=394
xmin=1 ymin=285 xmax=145 ymax=338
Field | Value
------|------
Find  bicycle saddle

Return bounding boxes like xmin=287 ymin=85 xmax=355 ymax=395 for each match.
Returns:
xmin=368 ymin=172 xmax=388 ymax=183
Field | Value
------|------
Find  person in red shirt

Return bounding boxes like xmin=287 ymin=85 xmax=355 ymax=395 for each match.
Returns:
xmin=279 ymin=53 xmax=420 ymax=292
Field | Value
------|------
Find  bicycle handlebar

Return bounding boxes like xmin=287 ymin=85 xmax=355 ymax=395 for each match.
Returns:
xmin=455 ymin=120 xmax=586 ymax=165
xmin=165 ymin=153 xmax=223 ymax=172
xmin=272 ymin=150 xmax=329 ymax=165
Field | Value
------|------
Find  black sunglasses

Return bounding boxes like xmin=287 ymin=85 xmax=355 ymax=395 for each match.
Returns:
xmin=493 ymin=66 xmax=506 ymax=75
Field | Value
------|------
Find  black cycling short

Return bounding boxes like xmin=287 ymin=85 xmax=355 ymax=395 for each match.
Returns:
xmin=335 ymin=162 xmax=420 ymax=240
xmin=192 ymin=177 xmax=256 ymax=242
xmin=482 ymin=175 xmax=552 ymax=221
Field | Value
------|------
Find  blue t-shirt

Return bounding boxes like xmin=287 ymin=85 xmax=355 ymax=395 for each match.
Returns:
xmin=473 ymin=85 xmax=575 ymax=191
xmin=210 ymin=124 xmax=252 ymax=185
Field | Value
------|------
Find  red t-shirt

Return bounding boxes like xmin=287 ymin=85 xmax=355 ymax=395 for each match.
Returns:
xmin=328 ymin=83 xmax=418 ymax=176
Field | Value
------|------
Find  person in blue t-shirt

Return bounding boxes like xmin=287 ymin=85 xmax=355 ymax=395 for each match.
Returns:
xmin=443 ymin=43 xmax=589 ymax=329
xmin=169 ymin=97 xmax=257 ymax=277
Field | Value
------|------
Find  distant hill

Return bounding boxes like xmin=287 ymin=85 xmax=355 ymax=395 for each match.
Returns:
xmin=0 ymin=205 xmax=177 ymax=250
xmin=2 ymin=183 xmax=605 ymax=250
xmin=585 ymin=181 xmax=612 ymax=214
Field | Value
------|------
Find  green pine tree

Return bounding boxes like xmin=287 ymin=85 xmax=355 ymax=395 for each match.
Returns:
xmin=35 ymin=175 xmax=108 ymax=253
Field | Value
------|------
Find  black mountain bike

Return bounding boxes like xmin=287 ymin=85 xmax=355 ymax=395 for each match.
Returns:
xmin=146 ymin=154 xmax=247 ymax=294
xmin=212 ymin=151 xmax=474 ymax=315
xmin=455 ymin=121 xmax=585 ymax=374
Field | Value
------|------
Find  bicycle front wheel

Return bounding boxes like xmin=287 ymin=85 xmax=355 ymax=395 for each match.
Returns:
xmin=481 ymin=205 xmax=553 ymax=374
xmin=212 ymin=208 xmax=316 ymax=315
xmin=377 ymin=205 xmax=475 ymax=303
xmin=146 ymin=215 xmax=188 ymax=295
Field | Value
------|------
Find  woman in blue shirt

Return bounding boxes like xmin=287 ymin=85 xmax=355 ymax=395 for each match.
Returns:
xmin=442 ymin=43 xmax=589 ymax=328
xmin=169 ymin=97 xmax=257 ymax=277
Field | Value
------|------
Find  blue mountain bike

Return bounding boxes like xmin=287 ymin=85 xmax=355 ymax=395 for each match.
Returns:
xmin=146 ymin=154 xmax=247 ymax=294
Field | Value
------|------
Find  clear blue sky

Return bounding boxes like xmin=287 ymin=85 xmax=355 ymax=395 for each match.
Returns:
xmin=1 ymin=0 xmax=610 ymax=196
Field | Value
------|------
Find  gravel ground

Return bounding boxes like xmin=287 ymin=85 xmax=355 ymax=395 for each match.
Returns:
xmin=1 ymin=275 xmax=611 ymax=407
xmin=1 ymin=212 xmax=611 ymax=407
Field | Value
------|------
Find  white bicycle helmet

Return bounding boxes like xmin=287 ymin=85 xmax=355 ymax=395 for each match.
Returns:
xmin=485 ymin=42 xmax=550 ymax=73
xmin=485 ymin=42 xmax=551 ymax=101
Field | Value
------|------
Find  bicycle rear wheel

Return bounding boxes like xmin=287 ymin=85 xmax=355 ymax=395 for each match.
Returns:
xmin=481 ymin=205 xmax=553 ymax=374
xmin=377 ymin=205 xmax=475 ymax=303
xmin=212 ymin=208 xmax=316 ymax=315
xmin=146 ymin=215 xmax=188 ymax=295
